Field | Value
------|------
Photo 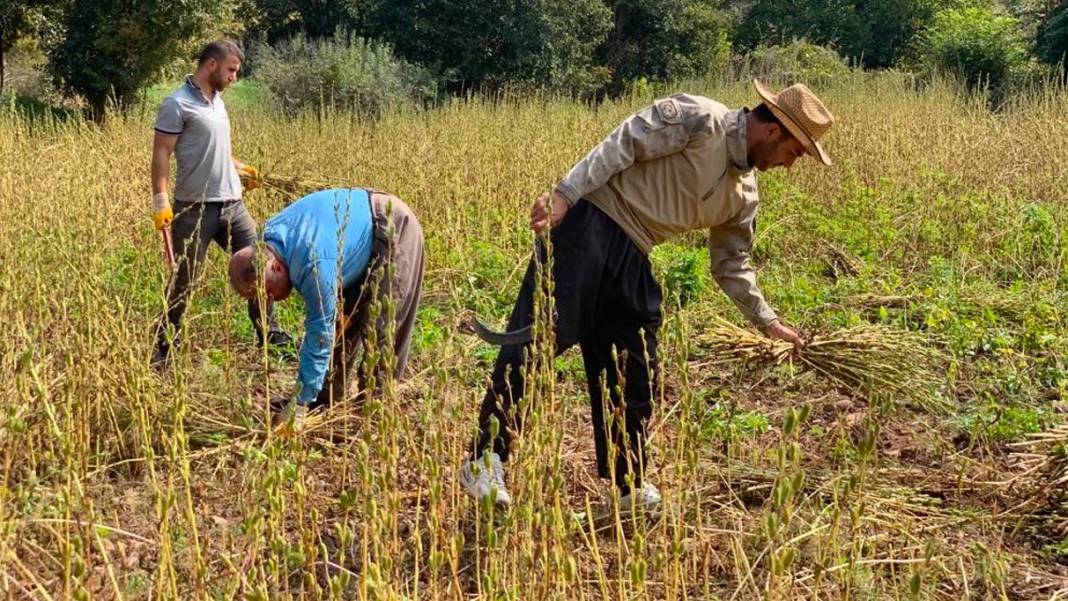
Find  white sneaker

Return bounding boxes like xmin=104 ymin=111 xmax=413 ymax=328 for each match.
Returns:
xmin=460 ymin=452 xmax=512 ymax=507
xmin=618 ymin=482 xmax=661 ymax=513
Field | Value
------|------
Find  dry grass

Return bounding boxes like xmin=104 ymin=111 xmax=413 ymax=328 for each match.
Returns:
xmin=257 ymin=173 xmax=345 ymax=202
xmin=0 ymin=74 xmax=1066 ymax=599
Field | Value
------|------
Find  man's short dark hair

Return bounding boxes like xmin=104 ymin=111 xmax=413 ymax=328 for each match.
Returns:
xmin=198 ymin=40 xmax=245 ymax=66
xmin=228 ymin=246 xmax=259 ymax=297
xmin=751 ymin=102 xmax=784 ymax=127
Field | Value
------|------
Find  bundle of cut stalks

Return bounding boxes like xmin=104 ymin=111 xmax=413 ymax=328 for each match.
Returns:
xmin=1011 ymin=424 xmax=1068 ymax=485
xmin=705 ymin=460 xmax=952 ymax=518
xmin=696 ymin=317 xmax=948 ymax=413
xmin=1007 ymin=425 xmax=1068 ymax=536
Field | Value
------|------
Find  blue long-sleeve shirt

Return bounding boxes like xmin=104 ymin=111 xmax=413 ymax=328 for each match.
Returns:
xmin=264 ymin=188 xmax=374 ymax=404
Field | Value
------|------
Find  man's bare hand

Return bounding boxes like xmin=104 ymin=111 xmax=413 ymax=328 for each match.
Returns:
xmin=530 ymin=191 xmax=569 ymax=234
xmin=271 ymin=398 xmax=308 ymax=437
xmin=766 ymin=320 xmax=805 ymax=350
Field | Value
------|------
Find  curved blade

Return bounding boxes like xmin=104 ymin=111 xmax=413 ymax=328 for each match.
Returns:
xmin=467 ymin=316 xmax=533 ymax=346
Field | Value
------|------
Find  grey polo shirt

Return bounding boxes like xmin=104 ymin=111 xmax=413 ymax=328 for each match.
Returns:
xmin=153 ymin=75 xmax=242 ymax=203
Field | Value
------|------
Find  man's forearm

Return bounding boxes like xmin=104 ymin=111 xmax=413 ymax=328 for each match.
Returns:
xmin=296 ymin=309 xmax=337 ymax=405
xmin=151 ymin=152 xmax=169 ymax=195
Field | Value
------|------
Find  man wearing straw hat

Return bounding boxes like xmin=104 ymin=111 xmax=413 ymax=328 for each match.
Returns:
xmin=461 ymin=80 xmax=834 ymax=512
xmin=149 ymin=39 xmax=292 ymax=367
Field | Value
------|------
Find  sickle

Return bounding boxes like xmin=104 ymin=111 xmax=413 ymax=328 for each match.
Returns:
xmin=466 ymin=316 xmax=533 ymax=346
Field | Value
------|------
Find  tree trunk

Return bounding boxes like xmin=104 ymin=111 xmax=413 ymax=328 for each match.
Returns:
xmin=89 ymin=95 xmax=106 ymax=124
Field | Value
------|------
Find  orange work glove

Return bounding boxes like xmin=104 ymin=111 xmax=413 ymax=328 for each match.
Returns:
xmin=237 ymin=163 xmax=261 ymax=191
xmin=152 ymin=192 xmax=173 ymax=230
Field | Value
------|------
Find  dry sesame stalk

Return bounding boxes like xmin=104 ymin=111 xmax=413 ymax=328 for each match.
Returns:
xmin=259 ymin=173 xmax=343 ymax=202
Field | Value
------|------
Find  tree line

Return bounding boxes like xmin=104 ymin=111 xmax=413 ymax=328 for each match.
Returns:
xmin=1 ymin=0 xmax=1066 ymax=119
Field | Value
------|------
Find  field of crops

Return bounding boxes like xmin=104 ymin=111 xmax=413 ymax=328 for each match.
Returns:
xmin=1 ymin=74 xmax=1067 ymax=599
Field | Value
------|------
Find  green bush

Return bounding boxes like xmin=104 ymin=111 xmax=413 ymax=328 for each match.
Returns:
xmin=363 ymin=0 xmax=612 ymax=97
xmin=0 ymin=40 xmax=56 ymax=102
xmin=739 ymin=41 xmax=854 ymax=85
xmin=734 ymin=0 xmax=957 ymax=70
xmin=912 ymin=6 xmax=1029 ymax=96
xmin=1036 ymin=0 xmax=1068 ymax=76
xmin=596 ymin=0 xmax=731 ymax=94
xmin=254 ymin=32 xmax=436 ymax=116
xmin=239 ymin=0 xmax=360 ymax=46
xmin=47 ymin=0 xmax=231 ymax=121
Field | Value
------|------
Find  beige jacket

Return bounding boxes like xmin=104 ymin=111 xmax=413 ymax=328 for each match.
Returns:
xmin=554 ymin=94 xmax=777 ymax=327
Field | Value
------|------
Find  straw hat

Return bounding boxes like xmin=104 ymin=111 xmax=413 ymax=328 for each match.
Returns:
xmin=753 ymin=79 xmax=834 ymax=166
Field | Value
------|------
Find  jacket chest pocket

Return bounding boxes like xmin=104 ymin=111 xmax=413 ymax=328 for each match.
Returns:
xmin=699 ymin=173 xmax=747 ymax=227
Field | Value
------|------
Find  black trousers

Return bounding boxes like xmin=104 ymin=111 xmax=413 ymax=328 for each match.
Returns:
xmin=474 ymin=200 xmax=662 ymax=490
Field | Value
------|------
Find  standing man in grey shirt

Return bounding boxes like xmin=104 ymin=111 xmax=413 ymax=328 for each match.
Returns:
xmin=150 ymin=39 xmax=291 ymax=366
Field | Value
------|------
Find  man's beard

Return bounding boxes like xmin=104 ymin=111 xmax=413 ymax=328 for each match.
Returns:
xmin=210 ymin=70 xmax=231 ymax=91
xmin=748 ymin=137 xmax=779 ymax=171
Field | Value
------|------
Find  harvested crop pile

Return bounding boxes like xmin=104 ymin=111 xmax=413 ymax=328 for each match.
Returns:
xmin=695 ymin=316 xmax=949 ymax=413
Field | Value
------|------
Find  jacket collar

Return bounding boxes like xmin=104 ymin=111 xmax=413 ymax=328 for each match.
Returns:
xmin=726 ymin=108 xmax=751 ymax=172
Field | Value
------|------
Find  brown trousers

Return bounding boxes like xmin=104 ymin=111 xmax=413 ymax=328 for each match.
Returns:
xmin=314 ymin=191 xmax=424 ymax=406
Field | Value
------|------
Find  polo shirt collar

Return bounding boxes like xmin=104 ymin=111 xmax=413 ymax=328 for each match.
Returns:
xmin=184 ymin=74 xmax=216 ymax=105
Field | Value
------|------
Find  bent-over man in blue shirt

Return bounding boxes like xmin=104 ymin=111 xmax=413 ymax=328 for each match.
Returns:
xmin=228 ymin=188 xmax=425 ymax=429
